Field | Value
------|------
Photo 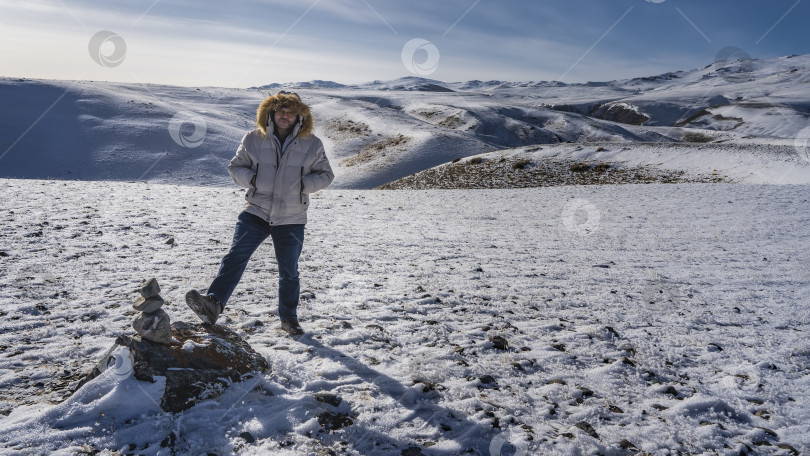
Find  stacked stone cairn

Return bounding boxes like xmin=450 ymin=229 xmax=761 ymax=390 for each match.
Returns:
xmin=131 ymin=278 xmax=173 ymax=345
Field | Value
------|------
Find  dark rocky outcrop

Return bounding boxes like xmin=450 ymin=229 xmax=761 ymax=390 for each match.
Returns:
xmin=548 ymin=102 xmax=651 ymax=125
xmin=588 ymin=103 xmax=650 ymax=126
xmin=74 ymin=321 xmax=270 ymax=413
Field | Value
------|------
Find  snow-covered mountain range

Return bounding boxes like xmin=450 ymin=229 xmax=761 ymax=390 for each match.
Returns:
xmin=1 ymin=54 xmax=808 ymax=188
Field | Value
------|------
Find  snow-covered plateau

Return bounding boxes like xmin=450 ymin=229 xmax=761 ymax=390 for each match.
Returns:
xmin=0 ymin=180 xmax=808 ymax=455
xmin=0 ymin=54 xmax=809 ymax=455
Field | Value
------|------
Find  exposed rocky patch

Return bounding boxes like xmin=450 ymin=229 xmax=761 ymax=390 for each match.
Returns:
xmin=588 ymin=102 xmax=650 ymax=126
xmin=379 ymin=148 xmax=729 ymax=189
xmin=547 ymin=101 xmax=651 ymax=126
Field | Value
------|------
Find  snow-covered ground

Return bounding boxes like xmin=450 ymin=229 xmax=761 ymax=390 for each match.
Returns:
xmin=1 ymin=179 xmax=808 ymax=455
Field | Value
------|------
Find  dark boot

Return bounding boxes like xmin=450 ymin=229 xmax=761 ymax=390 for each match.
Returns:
xmin=280 ymin=318 xmax=304 ymax=336
xmin=185 ymin=290 xmax=222 ymax=325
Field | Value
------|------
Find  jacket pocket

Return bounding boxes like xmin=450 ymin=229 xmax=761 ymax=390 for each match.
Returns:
xmin=279 ymin=164 xmax=304 ymax=198
xmin=254 ymin=162 xmax=276 ymax=194
xmin=247 ymin=164 xmax=258 ymax=198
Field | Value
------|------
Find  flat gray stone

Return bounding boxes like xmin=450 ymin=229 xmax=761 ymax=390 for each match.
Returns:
xmin=132 ymin=309 xmax=172 ymax=345
xmin=140 ymin=278 xmax=161 ymax=299
xmin=133 ymin=296 xmax=165 ymax=313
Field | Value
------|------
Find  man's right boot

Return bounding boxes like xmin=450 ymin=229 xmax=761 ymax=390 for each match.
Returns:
xmin=185 ymin=290 xmax=222 ymax=325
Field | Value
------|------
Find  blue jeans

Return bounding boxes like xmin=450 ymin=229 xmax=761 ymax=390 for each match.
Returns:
xmin=207 ymin=211 xmax=305 ymax=320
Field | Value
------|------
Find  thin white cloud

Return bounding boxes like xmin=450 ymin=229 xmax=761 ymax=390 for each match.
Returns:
xmin=0 ymin=0 xmax=805 ymax=87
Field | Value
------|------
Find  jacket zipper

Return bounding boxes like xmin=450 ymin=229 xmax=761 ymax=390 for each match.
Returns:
xmin=299 ymin=167 xmax=304 ymax=204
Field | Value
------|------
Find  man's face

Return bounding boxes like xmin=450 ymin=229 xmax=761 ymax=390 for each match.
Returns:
xmin=274 ymin=108 xmax=298 ymax=131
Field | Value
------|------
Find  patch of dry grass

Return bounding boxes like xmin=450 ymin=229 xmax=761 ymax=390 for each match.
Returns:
xmin=324 ymin=119 xmax=371 ymax=138
xmin=411 ymin=108 xmax=465 ymax=129
xmin=340 ymin=134 xmax=411 ymax=167
xmin=438 ymin=114 xmax=463 ymax=129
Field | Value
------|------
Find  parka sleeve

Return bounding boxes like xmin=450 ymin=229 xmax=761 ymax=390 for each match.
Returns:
xmin=228 ymin=133 xmax=257 ymax=189
xmin=301 ymin=139 xmax=335 ymax=194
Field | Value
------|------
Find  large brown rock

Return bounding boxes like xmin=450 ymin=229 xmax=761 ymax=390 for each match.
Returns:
xmin=74 ymin=321 xmax=270 ymax=413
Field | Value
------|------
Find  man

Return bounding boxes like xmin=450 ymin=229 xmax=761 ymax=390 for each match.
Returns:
xmin=186 ymin=91 xmax=334 ymax=335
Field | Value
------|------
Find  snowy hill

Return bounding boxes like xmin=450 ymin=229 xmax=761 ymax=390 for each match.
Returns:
xmin=2 ymin=54 xmax=809 ymax=188
xmin=538 ymin=54 xmax=810 ymax=135
xmin=0 ymin=79 xmax=254 ymax=185
xmin=254 ymin=80 xmax=348 ymax=90
xmin=360 ymin=77 xmax=456 ymax=92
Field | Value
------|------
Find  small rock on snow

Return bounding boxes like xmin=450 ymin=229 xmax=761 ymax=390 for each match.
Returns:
xmin=489 ymin=335 xmax=509 ymax=350
xmin=238 ymin=431 xmax=255 ymax=443
xmin=313 ymin=392 xmax=342 ymax=407
xmin=574 ymin=421 xmax=599 ymax=439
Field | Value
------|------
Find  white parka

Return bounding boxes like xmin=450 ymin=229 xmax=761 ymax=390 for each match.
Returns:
xmin=228 ymin=120 xmax=334 ymax=226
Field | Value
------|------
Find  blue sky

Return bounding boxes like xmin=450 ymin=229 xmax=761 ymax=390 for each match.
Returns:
xmin=0 ymin=0 xmax=807 ymax=87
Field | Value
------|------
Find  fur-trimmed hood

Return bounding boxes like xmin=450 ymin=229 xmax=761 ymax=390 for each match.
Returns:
xmin=255 ymin=91 xmax=314 ymax=138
